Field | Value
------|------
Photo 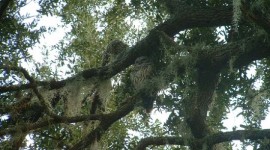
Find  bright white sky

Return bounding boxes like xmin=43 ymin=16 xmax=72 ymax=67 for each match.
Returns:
xmin=19 ymin=1 xmax=270 ymax=149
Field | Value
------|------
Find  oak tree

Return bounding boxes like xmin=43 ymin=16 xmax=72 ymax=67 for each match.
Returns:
xmin=1 ymin=0 xmax=270 ymax=149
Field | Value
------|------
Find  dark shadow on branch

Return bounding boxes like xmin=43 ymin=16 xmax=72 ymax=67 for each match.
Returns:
xmin=241 ymin=1 xmax=270 ymax=34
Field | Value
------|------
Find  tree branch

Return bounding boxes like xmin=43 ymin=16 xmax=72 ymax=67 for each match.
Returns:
xmin=206 ymin=129 xmax=270 ymax=146
xmin=0 ymin=113 xmax=101 ymax=137
xmin=69 ymin=96 xmax=137 ymax=150
xmin=155 ymin=6 xmax=232 ymax=37
xmin=135 ymin=129 xmax=270 ymax=149
xmin=136 ymin=136 xmax=188 ymax=150
xmin=208 ymin=34 xmax=270 ymax=69
xmin=1 ymin=95 xmax=137 ymax=149
xmin=0 ymin=65 xmax=64 ymax=119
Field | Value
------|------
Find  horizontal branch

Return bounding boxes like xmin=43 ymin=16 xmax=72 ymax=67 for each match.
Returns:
xmin=0 ymin=95 xmax=137 ymax=138
xmin=136 ymin=129 xmax=270 ymax=149
xmin=206 ymin=129 xmax=270 ymax=145
xmin=156 ymin=6 xmax=232 ymax=37
xmin=135 ymin=136 xmax=188 ymax=150
xmin=0 ymin=114 xmax=101 ymax=137
xmin=211 ymin=34 xmax=270 ymax=69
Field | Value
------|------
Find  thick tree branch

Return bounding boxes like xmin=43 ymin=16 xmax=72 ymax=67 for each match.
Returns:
xmin=169 ymin=34 xmax=270 ymax=71
xmin=0 ymin=66 xmax=63 ymax=119
xmin=82 ymin=6 xmax=233 ymax=78
xmin=155 ymin=6 xmax=232 ymax=37
xmin=0 ymin=94 xmax=137 ymax=137
xmin=136 ymin=129 xmax=270 ymax=149
xmin=136 ymin=136 xmax=188 ymax=150
xmin=69 ymin=96 xmax=137 ymax=150
xmin=186 ymin=70 xmax=220 ymax=138
xmin=209 ymin=34 xmax=270 ymax=68
xmin=0 ymin=113 xmax=101 ymax=137
xmin=206 ymin=129 xmax=270 ymax=146
xmin=0 ymin=79 xmax=65 ymax=93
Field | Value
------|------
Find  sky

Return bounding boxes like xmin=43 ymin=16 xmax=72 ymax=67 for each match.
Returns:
xmin=19 ymin=1 xmax=270 ymax=149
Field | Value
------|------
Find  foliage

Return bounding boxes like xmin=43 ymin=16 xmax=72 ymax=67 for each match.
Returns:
xmin=1 ymin=0 xmax=270 ymax=149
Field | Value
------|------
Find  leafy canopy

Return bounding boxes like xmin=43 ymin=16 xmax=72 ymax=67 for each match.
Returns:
xmin=1 ymin=0 xmax=270 ymax=149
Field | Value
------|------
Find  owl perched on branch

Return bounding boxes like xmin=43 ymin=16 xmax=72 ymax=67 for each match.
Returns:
xmin=88 ymin=40 xmax=128 ymax=149
xmin=90 ymin=40 xmax=128 ymax=113
xmin=102 ymin=39 xmax=129 ymax=66
xmin=130 ymin=56 xmax=155 ymax=113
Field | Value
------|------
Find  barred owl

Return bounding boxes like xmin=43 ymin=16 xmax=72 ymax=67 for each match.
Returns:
xmin=89 ymin=40 xmax=128 ymax=149
xmin=102 ymin=40 xmax=128 ymax=66
xmin=130 ymin=56 xmax=155 ymax=113
xmin=89 ymin=40 xmax=128 ymax=115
